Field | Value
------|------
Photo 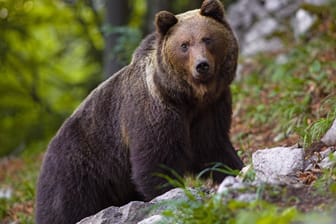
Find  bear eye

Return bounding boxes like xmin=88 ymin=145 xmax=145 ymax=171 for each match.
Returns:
xmin=202 ymin=37 xmax=212 ymax=45
xmin=180 ymin=42 xmax=189 ymax=52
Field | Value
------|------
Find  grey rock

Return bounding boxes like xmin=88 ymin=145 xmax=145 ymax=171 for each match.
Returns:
xmin=217 ymin=176 xmax=245 ymax=194
xmin=150 ymin=188 xmax=189 ymax=203
xmin=227 ymin=0 xmax=268 ymax=42
xmin=244 ymin=18 xmax=278 ymax=43
xmin=304 ymin=162 xmax=314 ymax=171
xmin=78 ymin=188 xmax=198 ymax=224
xmin=236 ymin=193 xmax=258 ymax=202
xmin=242 ymin=38 xmax=283 ymax=56
xmin=321 ymin=119 xmax=336 ymax=146
xmin=137 ymin=215 xmax=165 ymax=224
xmin=304 ymin=147 xmax=334 ymax=171
xmin=252 ymin=146 xmax=304 ymax=184
xmin=319 ymin=150 xmax=336 ymax=169
xmin=241 ymin=17 xmax=284 ymax=55
xmin=0 ymin=187 xmax=12 ymax=199
xmin=227 ymin=0 xmax=267 ymax=27
xmin=227 ymin=0 xmax=329 ymax=56
xmin=264 ymin=0 xmax=290 ymax=12
xmin=275 ymin=54 xmax=289 ymax=65
xmin=77 ymin=201 xmax=151 ymax=224
xmin=217 ymin=174 xmax=258 ymax=203
xmin=273 ymin=2 xmax=301 ymax=18
xmin=240 ymin=17 xmax=281 ymax=56
xmin=292 ymin=9 xmax=316 ymax=37
xmin=235 ymin=64 xmax=244 ymax=81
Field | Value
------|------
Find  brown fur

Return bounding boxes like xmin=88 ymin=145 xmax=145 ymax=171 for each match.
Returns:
xmin=35 ymin=1 xmax=243 ymax=223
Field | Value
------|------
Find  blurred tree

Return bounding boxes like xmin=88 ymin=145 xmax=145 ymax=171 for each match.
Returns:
xmin=143 ymin=0 xmax=172 ymax=34
xmin=102 ymin=0 xmax=129 ymax=78
xmin=0 ymin=0 xmax=103 ymax=156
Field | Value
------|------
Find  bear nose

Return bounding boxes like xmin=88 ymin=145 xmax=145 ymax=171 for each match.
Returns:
xmin=196 ymin=61 xmax=210 ymax=74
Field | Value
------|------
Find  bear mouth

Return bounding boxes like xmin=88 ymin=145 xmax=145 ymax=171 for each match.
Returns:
xmin=192 ymin=72 xmax=213 ymax=84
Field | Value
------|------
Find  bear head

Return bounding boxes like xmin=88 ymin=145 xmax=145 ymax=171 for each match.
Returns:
xmin=154 ymin=0 xmax=238 ymax=105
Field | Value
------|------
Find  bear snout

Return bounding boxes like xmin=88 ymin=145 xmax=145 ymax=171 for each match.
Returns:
xmin=192 ymin=59 xmax=213 ymax=83
xmin=196 ymin=61 xmax=210 ymax=74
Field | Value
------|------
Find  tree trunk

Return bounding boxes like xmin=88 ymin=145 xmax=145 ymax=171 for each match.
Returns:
xmin=143 ymin=0 xmax=172 ymax=34
xmin=103 ymin=0 xmax=129 ymax=78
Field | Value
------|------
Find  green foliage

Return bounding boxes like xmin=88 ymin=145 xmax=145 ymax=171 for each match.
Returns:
xmin=0 ymin=199 xmax=8 ymax=221
xmin=129 ymin=0 xmax=147 ymax=27
xmin=162 ymin=190 xmax=302 ymax=224
xmin=0 ymin=0 xmax=103 ymax=156
xmin=197 ymin=163 xmax=241 ymax=180
xmin=155 ymin=165 xmax=187 ymax=189
xmin=302 ymin=110 xmax=336 ymax=147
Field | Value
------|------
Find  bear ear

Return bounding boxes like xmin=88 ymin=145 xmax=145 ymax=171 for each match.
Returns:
xmin=200 ymin=0 xmax=225 ymax=22
xmin=155 ymin=11 xmax=178 ymax=36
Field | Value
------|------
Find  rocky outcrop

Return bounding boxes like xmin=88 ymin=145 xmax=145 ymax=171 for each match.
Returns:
xmin=227 ymin=0 xmax=327 ymax=56
xmin=77 ymin=188 xmax=197 ymax=224
xmin=77 ymin=201 xmax=151 ymax=224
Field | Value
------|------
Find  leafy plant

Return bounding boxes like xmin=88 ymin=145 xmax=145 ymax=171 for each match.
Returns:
xmin=197 ymin=163 xmax=241 ymax=181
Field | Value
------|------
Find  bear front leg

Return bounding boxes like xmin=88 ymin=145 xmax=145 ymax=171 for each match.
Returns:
xmin=128 ymin=109 xmax=191 ymax=201
xmin=211 ymin=140 xmax=244 ymax=183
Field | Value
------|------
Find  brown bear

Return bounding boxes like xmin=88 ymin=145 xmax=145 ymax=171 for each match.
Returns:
xmin=35 ymin=0 xmax=243 ymax=223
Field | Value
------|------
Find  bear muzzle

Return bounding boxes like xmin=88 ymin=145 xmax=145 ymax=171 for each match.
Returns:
xmin=192 ymin=60 xmax=213 ymax=83
xmin=196 ymin=61 xmax=210 ymax=74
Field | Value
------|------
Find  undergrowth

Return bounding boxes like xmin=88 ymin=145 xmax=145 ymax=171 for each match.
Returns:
xmin=231 ymin=26 xmax=336 ymax=148
xmin=162 ymin=190 xmax=335 ymax=224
